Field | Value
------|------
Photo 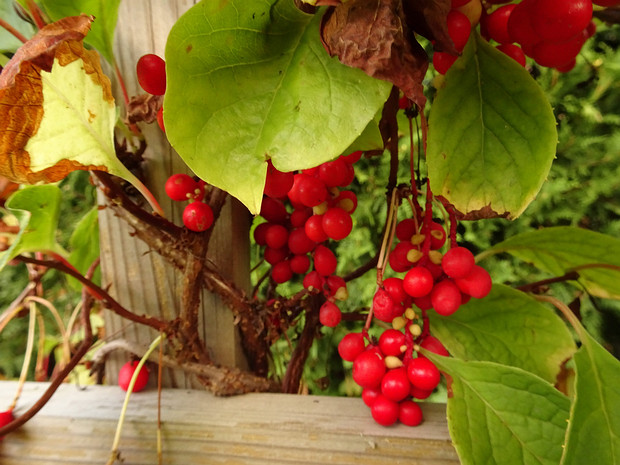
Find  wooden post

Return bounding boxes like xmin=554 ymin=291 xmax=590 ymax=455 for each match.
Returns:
xmin=98 ymin=0 xmax=249 ymax=388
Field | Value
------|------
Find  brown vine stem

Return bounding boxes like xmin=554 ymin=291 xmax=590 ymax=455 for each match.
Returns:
xmin=15 ymin=255 xmax=167 ymax=332
xmin=281 ymin=294 xmax=322 ymax=394
xmin=517 ymin=271 xmax=580 ymax=293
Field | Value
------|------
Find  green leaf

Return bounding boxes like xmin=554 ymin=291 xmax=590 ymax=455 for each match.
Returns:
xmin=428 ymin=355 xmax=571 ymax=465
xmin=561 ymin=325 xmax=620 ymax=465
xmin=0 ymin=185 xmax=66 ymax=271
xmin=343 ymin=109 xmax=384 ymax=155
xmin=429 ymin=284 xmax=576 ymax=383
xmin=164 ymin=0 xmax=392 ymax=214
xmin=427 ymin=32 xmax=557 ymax=219
xmin=40 ymin=0 xmax=121 ymax=64
xmin=0 ymin=0 xmax=35 ymax=53
xmin=481 ymin=226 xmax=620 ymax=299
xmin=68 ymin=206 xmax=100 ymax=288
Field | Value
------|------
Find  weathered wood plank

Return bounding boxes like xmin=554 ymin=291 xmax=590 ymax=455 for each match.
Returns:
xmin=0 ymin=382 xmax=459 ymax=464
xmin=99 ymin=0 xmax=250 ymax=388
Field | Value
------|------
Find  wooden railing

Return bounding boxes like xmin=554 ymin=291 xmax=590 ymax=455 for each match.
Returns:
xmin=0 ymin=381 xmax=458 ymax=464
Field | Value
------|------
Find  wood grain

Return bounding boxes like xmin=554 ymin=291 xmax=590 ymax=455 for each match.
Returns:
xmin=98 ymin=0 xmax=250 ymax=388
xmin=0 ymin=381 xmax=459 ymax=464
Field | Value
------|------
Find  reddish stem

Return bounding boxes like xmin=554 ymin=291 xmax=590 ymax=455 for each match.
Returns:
xmin=0 ymin=18 xmax=28 ymax=43
xmin=25 ymin=0 xmax=46 ymax=29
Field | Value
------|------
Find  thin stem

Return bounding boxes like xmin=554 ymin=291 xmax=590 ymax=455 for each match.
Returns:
xmin=24 ymin=296 xmax=70 ymax=367
xmin=157 ymin=332 xmax=164 ymax=465
xmin=16 ymin=255 xmax=167 ymax=332
xmin=108 ymin=334 xmax=164 ymax=465
xmin=0 ymin=18 xmax=28 ymax=43
xmin=9 ymin=301 xmax=37 ymax=410
xmin=534 ymin=294 xmax=584 ymax=338
xmin=25 ymin=0 xmax=46 ymax=29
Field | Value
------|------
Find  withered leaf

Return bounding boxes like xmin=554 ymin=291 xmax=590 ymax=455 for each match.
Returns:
xmin=0 ymin=15 xmax=118 ymax=185
xmin=402 ymin=0 xmax=458 ymax=55
xmin=320 ymin=0 xmax=428 ymax=107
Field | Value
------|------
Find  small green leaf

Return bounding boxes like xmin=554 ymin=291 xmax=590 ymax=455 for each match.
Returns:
xmin=41 ymin=0 xmax=121 ymax=64
xmin=68 ymin=206 xmax=100 ymax=289
xmin=561 ymin=325 xmax=620 ymax=465
xmin=429 ymin=284 xmax=576 ymax=383
xmin=427 ymin=32 xmax=557 ymax=219
xmin=428 ymin=355 xmax=571 ymax=465
xmin=0 ymin=185 xmax=67 ymax=271
xmin=0 ymin=0 xmax=34 ymax=53
xmin=164 ymin=0 xmax=391 ymax=214
xmin=482 ymin=226 xmax=620 ymax=299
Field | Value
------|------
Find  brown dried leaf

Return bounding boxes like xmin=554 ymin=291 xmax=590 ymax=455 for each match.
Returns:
xmin=402 ymin=0 xmax=458 ymax=54
xmin=126 ymin=94 xmax=163 ymax=125
xmin=320 ymin=0 xmax=428 ymax=107
xmin=0 ymin=15 xmax=118 ymax=184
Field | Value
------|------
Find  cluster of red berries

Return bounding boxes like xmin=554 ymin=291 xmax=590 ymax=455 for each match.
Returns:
xmin=378 ymin=218 xmax=492 ymax=320
xmin=339 ymin=326 xmax=450 ymax=426
xmin=433 ymin=0 xmax=610 ymax=75
xmin=481 ymin=0 xmax=601 ymax=72
xmin=254 ymin=152 xmax=363 ymax=327
xmin=164 ymin=173 xmax=214 ymax=232
xmin=136 ymin=53 xmax=166 ymax=131
xmin=339 ymin=197 xmax=492 ymax=426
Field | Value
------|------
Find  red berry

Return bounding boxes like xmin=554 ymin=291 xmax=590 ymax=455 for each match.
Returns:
xmin=410 ymin=386 xmax=434 ymax=400
xmin=403 ymin=266 xmax=434 ymax=298
xmin=264 ymin=161 xmax=294 ymax=199
xmin=288 ymin=228 xmax=316 ymax=255
xmin=420 ymin=335 xmax=450 ymax=357
xmin=373 ymin=288 xmax=396 ymax=323
xmin=322 ymin=207 xmax=353 ymax=241
xmin=264 ymin=246 xmax=288 ymax=265
xmin=530 ymin=33 xmax=587 ymax=69
xmin=253 ymin=222 xmax=270 ymax=246
xmin=338 ymin=332 xmax=366 ymax=362
xmin=507 ymin=0 xmax=540 ymax=46
xmin=407 ymin=357 xmax=441 ymax=392
xmin=271 ymin=260 xmax=293 ymax=284
xmin=447 ymin=10 xmax=471 ymax=51
xmin=0 ymin=409 xmax=14 ymax=439
xmin=352 ymin=350 xmax=386 ymax=389
xmin=305 ymin=214 xmax=329 ymax=243
xmin=383 ymin=277 xmax=407 ymax=304
xmin=455 ymin=265 xmax=492 ymax=298
xmin=319 ymin=300 xmax=341 ymax=327
xmin=497 ymin=43 xmax=527 ymax=67
xmin=389 ymin=241 xmax=417 ymax=273
xmin=341 ymin=150 xmax=363 ymax=164
xmin=136 ymin=54 xmax=166 ymax=95
xmin=260 ymin=197 xmax=288 ymax=224
xmin=165 ymin=173 xmax=197 ymax=201
xmin=532 ymin=0 xmax=592 ymax=43
xmin=319 ymin=158 xmax=349 ymax=187
xmin=156 ymin=106 xmax=165 ymax=132
xmin=430 ymin=222 xmax=447 ymax=249
xmin=326 ymin=275 xmax=348 ymax=300
xmin=290 ymin=207 xmax=313 ymax=228
xmin=379 ymin=329 xmax=406 ymax=357
xmin=313 ymin=245 xmax=337 ymax=276
xmin=395 ymin=218 xmax=418 ymax=241
xmin=265 ymin=224 xmax=289 ymax=249
xmin=370 ymin=394 xmax=399 ymax=426
xmin=290 ymin=254 xmax=311 ymax=274
xmin=441 ymin=246 xmax=475 ymax=279
xmin=399 ymin=400 xmax=424 ymax=426
xmin=118 ymin=361 xmax=149 ymax=392
xmin=593 ymin=0 xmax=620 ymax=5
xmin=297 ymin=174 xmax=328 ymax=208
xmin=433 ymin=51 xmax=458 ymax=75
xmin=431 ymin=279 xmax=463 ymax=316
xmin=381 ymin=367 xmax=411 ymax=402
xmin=483 ymin=4 xmax=516 ymax=45
xmin=362 ymin=387 xmax=381 ymax=407
xmin=303 ymin=270 xmax=325 ymax=292
xmin=182 ymin=201 xmax=214 ymax=232
xmin=334 ymin=190 xmax=358 ymax=213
